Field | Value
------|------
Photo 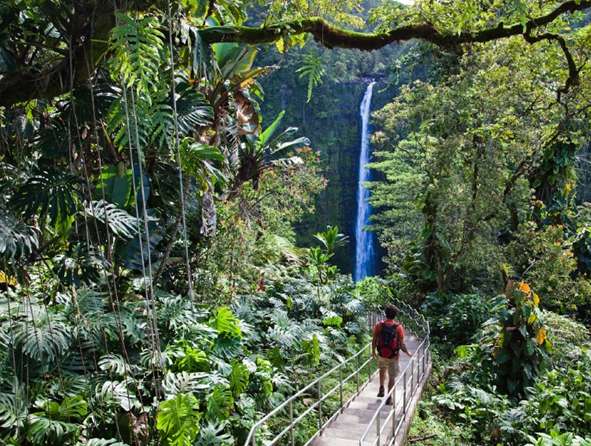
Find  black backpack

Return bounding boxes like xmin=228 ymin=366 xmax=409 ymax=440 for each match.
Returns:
xmin=378 ymin=322 xmax=400 ymax=358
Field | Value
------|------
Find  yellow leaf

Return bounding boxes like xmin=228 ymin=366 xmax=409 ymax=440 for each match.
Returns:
xmin=527 ymin=313 xmax=537 ymax=325
xmin=275 ymin=38 xmax=285 ymax=54
xmin=536 ymin=327 xmax=546 ymax=345
xmin=0 ymin=271 xmax=16 ymax=286
xmin=532 ymin=293 xmax=540 ymax=306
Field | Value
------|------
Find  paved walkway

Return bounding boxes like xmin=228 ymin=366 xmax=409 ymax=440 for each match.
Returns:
xmin=312 ymin=335 xmax=429 ymax=446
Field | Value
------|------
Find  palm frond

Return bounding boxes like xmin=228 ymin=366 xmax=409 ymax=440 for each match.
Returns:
xmin=84 ymin=200 xmax=140 ymax=239
xmin=0 ymin=209 xmax=38 ymax=261
xmin=296 ymin=53 xmax=326 ymax=102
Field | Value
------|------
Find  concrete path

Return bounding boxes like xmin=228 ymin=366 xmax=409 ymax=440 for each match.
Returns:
xmin=312 ymin=334 xmax=428 ymax=446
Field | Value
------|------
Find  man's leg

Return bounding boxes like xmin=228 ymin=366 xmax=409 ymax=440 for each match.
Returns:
xmin=377 ymin=357 xmax=386 ymax=397
xmin=385 ymin=358 xmax=399 ymax=405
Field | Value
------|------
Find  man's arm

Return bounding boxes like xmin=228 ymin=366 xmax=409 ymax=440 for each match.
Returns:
xmin=398 ymin=325 xmax=412 ymax=356
xmin=372 ymin=324 xmax=379 ymax=357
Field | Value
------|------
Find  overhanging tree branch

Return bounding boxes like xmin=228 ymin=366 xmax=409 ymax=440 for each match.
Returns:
xmin=523 ymin=29 xmax=580 ymax=100
xmin=199 ymin=1 xmax=591 ymax=48
xmin=1 ymin=0 xmax=591 ymax=107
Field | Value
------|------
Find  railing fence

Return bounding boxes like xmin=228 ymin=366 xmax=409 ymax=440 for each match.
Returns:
xmin=243 ymin=299 xmax=431 ymax=446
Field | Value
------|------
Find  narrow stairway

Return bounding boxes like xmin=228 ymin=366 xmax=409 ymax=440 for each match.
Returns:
xmin=312 ymin=334 xmax=423 ymax=446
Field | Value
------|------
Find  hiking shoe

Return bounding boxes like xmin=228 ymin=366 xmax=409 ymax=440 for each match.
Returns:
xmin=377 ymin=386 xmax=384 ymax=398
xmin=385 ymin=397 xmax=393 ymax=405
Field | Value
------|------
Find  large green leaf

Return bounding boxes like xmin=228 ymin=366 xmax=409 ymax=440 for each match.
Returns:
xmin=229 ymin=361 xmax=249 ymax=397
xmin=96 ymin=166 xmax=133 ymax=208
xmin=0 ymin=210 xmax=39 ymax=261
xmin=212 ymin=43 xmax=257 ymax=78
xmin=156 ymin=393 xmax=201 ymax=446
xmin=209 ymin=307 xmax=242 ymax=339
xmin=258 ymin=110 xmax=285 ymax=149
xmin=205 ymin=385 xmax=234 ymax=421
xmin=10 ymin=170 xmax=80 ymax=233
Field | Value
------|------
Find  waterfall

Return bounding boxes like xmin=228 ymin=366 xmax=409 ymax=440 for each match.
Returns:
xmin=354 ymin=82 xmax=376 ymax=282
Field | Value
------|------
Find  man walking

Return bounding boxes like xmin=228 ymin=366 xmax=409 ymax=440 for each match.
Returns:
xmin=372 ymin=304 xmax=411 ymax=404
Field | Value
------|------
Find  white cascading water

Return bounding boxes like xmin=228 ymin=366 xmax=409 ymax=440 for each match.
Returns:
xmin=354 ymin=82 xmax=376 ymax=282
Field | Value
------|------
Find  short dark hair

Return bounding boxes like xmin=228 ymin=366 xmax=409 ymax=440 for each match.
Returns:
xmin=384 ymin=304 xmax=398 ymax=319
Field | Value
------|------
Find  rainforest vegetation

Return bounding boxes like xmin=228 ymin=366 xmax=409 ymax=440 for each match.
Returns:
xmin=1 ymin=0 xmax=591 ymax=445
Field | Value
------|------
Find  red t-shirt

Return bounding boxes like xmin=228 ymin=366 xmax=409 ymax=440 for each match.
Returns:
xmin=373 ymin=320 xmax=405 ymax=357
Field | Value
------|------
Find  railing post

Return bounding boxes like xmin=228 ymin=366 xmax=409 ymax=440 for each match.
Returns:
xmin=403 ymin=369 xmax=407 ymax=415
xmin=417 ymin=344 xmax=421 ymax=380
xmin=421 ymin=344 xmax=425 ymax=378
xmin=339 ymin=367 xmax=344 ymax=412
xmin=251 ymin=427 xmax=256 ymax=446
xmin=317 ymin=380 xmax=322 ymax=431
xmin=410 ymin=355 xmax=415 ymax=392
xmin=416 ymin=353 xmax=420 ymax=390
xmin=356 ymin=353 xmax=360 ymax=393
xmin=376 ymin=407 xmax=381 ymax=446
xmin=289 ymin=400 xmax=295 ymax=446
xmin=392 ymin=385 xmax=396 ymax=437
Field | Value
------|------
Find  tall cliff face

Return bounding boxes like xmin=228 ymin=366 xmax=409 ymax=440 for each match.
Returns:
xmin=259 ymin=44 xmax=402 ymax=273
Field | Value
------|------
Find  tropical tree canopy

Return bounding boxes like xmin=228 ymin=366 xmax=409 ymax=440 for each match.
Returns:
xmin=2 ymin=0 xmax=591 ymax=445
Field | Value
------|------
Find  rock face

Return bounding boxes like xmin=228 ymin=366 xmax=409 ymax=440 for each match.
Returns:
xmin=260 ymin=46 xmax=400 ymax=273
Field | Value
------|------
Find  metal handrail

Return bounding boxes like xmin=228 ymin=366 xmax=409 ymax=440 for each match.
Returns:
xmin=358 ymin=314 xmax=431 ymax=446
xmin=243 ymin=301 xmax=430 ymax=446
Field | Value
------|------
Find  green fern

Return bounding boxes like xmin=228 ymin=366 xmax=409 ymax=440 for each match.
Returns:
xmin=107 ymin=96 xmax=150 ymax=154
xmin=179 ymin=138 xmax=225 ymax=190
xmin=151 ymin=83 xmax=213 ymax=149
xmin=156 ymin=393 xmax=201 ymax=446
xmin=110 ymin=13 xmax=165 ymax=99
xmin=296 ymin=53 xmax=326 ymax=103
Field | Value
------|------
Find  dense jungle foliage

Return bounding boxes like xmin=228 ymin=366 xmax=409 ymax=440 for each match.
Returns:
xmin=2 ymin=0 xmax=591 ymax=445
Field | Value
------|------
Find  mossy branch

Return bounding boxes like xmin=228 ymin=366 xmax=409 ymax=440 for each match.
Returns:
xmin=199 ymin=1 xmax=591 ymax=49
xmin=1 ymin=0 xmax=591 ymax=107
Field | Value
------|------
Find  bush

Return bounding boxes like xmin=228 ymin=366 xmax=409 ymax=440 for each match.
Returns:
xmin=506 ymin=224 xmax=591 ymax=317
xmin=501 ymin=349 xmax=591 ymax=444
xmin=354 ymin=276 xmax=394 ymax=310
xmin=543 ymin=310 xmax=590 ymax=366
xmin=432 ymin=381 xmax=510 ymax=444
xmin=407 ymin=400 xmax=471 ymax=446
xmin=525 ymin=431 xmax=591 ymax=446
xmin=421 ymin=292 xmax=502 ymax=345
